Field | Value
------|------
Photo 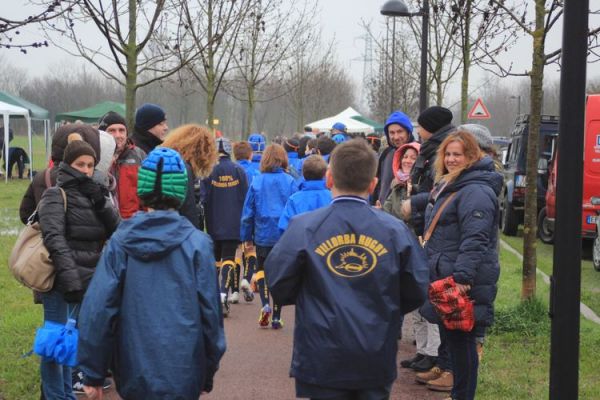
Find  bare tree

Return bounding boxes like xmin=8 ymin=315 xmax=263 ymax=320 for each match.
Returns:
xmin=37 ymin=0 xmax=197 ymax=127
xmin=482 ymin=0 xmax=600 ymax=300
xmin=229 ymin=0 xmax=318 ymax=138
xmin=178 ymin=0 xmax=255 ymax=130
xmin=0 ymin=1 xmax=68 ymax=52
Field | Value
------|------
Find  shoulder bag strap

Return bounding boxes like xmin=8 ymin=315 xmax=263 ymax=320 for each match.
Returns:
xmin=422 ymin=192 xmax=457 ymax=245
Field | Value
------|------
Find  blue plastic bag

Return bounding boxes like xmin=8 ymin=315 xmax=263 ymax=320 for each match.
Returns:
xmin=33 ymin=318 xmax=79 ymax=366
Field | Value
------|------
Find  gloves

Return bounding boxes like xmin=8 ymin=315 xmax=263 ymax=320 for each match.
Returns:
xmin=79 ymin=180 xmax=107 ymax=210
xmin=63 ymin=290 xmax=84 ymax=303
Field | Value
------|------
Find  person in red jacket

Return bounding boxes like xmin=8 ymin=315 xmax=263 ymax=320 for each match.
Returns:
xmin=98 ymin=112 xmax=146 ymax=219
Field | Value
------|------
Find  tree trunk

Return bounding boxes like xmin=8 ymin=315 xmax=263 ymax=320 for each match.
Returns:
xmin=125 ymin=0 xmax=138 ymax=131
xmin=245 ymin=83 xmax=255 ymax=140
xmin=206 ymin=0 xmax=216 ymax=132
xmin=522 ymin=0 xmax=546 ymax=300
xmin=460 ymin=0 xmax=472 ymax=123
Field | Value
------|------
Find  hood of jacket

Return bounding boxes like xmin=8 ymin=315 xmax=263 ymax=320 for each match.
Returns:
xmin=117 ymin=210 xmax=196 ymax=260
xmin=392 ymin=142 xmax=421 ymax=177
xmin=384 ymin=111 xmax=414 ymax=147
xmin=445 ymin=156 xmax=503 ymax=196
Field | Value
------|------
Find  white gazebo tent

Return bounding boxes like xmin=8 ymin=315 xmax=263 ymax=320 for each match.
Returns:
xmin=306 ymin=107 xmax=375 ymax=134
xmin=1 ymin=100 xmax=32 ymax=182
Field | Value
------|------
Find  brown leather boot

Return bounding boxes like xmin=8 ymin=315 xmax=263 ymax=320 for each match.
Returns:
xmin=415 ymin=366 xmax=443 ymax=384
xmin=426 ymin=370 xmax=453 ymax=392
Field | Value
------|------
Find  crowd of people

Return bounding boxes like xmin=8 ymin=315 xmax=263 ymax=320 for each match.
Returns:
xmin=18 ymin=102 xmax=502 ymax=400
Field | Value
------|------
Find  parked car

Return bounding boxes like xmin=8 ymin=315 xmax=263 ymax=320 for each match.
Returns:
xmin=500 ymin=114 xmax=559 ymax=236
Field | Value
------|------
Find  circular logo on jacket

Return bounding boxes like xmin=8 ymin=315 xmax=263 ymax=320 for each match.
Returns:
xmin=326 ymin=245 xmax=377 ymax=278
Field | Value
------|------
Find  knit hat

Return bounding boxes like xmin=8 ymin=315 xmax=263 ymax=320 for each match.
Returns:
xmin=63 ymin=137 xmax=97 ymax=165
xmin=98 ymin=111 xmax=127 ymax=131
xmin=417 ymin=106 xmax=453 ymax=133
xmin=137 ymin=147 xmax=188 ymax=203
xmin=216 ymin=137 xmax=232 ymax=156
xmin=283 ymin=137 xmax=299 ymax=152
xmin=458 ymin=124 xmax=493 ymax=151
xmin=135 ymin=103 xmax=166 ymax=132
xmin=332 ymin=122 xmax=346 ymax=132
xmin=248 ymin=133 xmax=266 ymax=152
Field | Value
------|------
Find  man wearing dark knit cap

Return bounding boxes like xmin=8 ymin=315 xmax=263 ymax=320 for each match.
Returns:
xmin=99 ymin=111 xmax=147 ymax=219
xmin=405 ymin=106 xmax=455 ymax=236
xmin=131 ymin=103 xmax=169 ymax=154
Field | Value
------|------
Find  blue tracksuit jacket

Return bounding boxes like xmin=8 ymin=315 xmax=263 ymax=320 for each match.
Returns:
xmin=265 ymin=196 xmax=428 ymax=389
xmin=240 ymin=168 xmax=297 ymax=247
xmin=278 ymin=179 xmax=331 ymax=233
xmin=203 ymin=155 xmax=248 ymax=241
xmin=77 ymin=211 xmax=226 ymax=399
xmin=237 ymin=159 xmax=260 ymax=187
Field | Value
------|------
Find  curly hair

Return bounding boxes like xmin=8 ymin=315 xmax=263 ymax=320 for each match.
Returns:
xmin=434 ymin=130 xmax=483 ymax=183
xmin=162 ymin=124 xmax=218 ymax=178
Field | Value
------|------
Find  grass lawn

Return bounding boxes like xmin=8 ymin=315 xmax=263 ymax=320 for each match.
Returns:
xmin=0 ymin=179 xmax=599 ymax=399
xmin=502 ymin=233 xmax=600 ymax=316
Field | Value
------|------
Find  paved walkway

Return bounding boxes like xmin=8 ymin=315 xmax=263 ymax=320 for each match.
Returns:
xmin=80 ymin=300 xmax=445 ymax=400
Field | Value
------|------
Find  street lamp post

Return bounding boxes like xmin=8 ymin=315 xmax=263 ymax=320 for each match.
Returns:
xmin=380 ymin=0 xmax=429 ymax=113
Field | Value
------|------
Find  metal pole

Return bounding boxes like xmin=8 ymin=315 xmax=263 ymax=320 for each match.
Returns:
xmin=517 ymin=95 xmax=521 ymax=116
xmin=549 ymin=1 xmax=588 ymax=399
xmin=419 ymin=0 xmax=429 ymax=112
xmin=390 ymin=17 xmax=396 ymax=113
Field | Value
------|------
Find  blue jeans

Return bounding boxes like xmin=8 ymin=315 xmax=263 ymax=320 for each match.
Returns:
xmin=443 ymin=327 xmax=479 ymax=400
xmin=40 ymin=290 xmax=79 ymax=400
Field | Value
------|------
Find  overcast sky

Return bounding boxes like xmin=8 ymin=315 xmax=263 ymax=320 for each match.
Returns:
xmin=4 ymin=1 xmax=597 ymax=108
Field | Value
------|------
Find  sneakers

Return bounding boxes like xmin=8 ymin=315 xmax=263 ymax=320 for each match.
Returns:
xmin=271 ymin=319 xmax=284 ymax=330
xmin=240 ymin=279 xmax=255 ymax=302
xmin=415 ymin=366 xmax=443 ymax=384
xmin=400 ymin=353 xmax=425 ymax=368
xmin=221 ymin=293 xmax=230 ymax=317
xmin=72 ymin=370 xmax=112 ymax=394
xmin=229 ymin=291 xmax=240 ymax=304
xmin=426 ymin=371 xmax=453 ymax=392
xmin=72 ymin=370 xmax=85 ymax=394
xmin=411 ymin=354 xmax=436 ymax=372
xmin=259 ymin=305 xmax=272 ymax=328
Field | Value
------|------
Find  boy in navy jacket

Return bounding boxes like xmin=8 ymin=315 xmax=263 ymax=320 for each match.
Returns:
xmin=204 ymin=138 xmax=248 ymax=316
xmin=265 ymin=139 xmax=429 ymax=399
xmin=278 ymin=155 xmax=331 ymax=232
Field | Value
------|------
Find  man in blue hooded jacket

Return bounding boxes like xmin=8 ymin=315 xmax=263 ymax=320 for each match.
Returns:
xmin=265 ymin=139 xmax=428 ymax=399
xmin=78 ymin=148 xmax=225 ymax=400
xmin=373 ymin=111 xmax=414 ymax=205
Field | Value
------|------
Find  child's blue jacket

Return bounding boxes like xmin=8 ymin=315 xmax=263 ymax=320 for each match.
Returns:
xmin=240 ymin=168 xmax=297 ymax=246
xmin=77 ymin=211 xmax=225 ymax=399
xmin=265 ymin=196 xmax=428 ymax=390
xmin=278 ymin=179 xmax=331 ymax=233
xmin=237 ymin=159 xmax=260 ymax=187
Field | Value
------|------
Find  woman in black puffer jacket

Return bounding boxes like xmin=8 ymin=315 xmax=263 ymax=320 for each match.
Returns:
xmin=37 ymin=138 xmax=120 ymax=399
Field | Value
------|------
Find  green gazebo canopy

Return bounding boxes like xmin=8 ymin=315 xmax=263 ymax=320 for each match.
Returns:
xmin=55 ymin=101 xmax=125 ymax=123
xmin=0 ymin=90 xmax=50 ymax=120
xmin=351 ymin=115 xmax=384 ymax=134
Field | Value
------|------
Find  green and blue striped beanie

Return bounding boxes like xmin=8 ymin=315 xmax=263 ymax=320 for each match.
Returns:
xmin=137 ymin=147 xmax=188 ymax=203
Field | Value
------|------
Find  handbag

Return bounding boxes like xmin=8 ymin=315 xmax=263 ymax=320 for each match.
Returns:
xmin=8 ymin=187 xmax=67 ymax=292
xmin=418 ymin=192 xmax=457 ymax=247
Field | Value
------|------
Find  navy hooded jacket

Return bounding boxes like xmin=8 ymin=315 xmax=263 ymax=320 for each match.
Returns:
xmin=77 ymin=211 xmax=226 ymax=399
xmin=419 ymin=157 xmax=502 ymax=327
xmin=204 ymin=155 xmax=248 ymax=241
xmin=265 ymin=196 xmax=429 ymax=389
